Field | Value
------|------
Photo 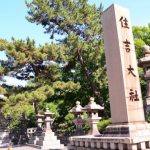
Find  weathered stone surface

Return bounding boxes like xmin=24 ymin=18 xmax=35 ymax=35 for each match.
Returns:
xmin=101 ymin=3 xmax=145 ymax=124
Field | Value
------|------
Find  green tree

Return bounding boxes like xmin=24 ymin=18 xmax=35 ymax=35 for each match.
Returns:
xmin=133 ymin=24 xmax=150 ymax=111
xmin=1 ymin=0 xmax=149 ymax=137
xmin=0 ymin=39 xmax=9 ymax=108
xmin=0 ymin=0 xmax=109 ymax=133
xmin=0 ymin=37 xmax=81 ymax=128
xmin=26 ymin=0 xmax=108 ymax=107
xmin=133 ymin=24 xmax=150 ymax=59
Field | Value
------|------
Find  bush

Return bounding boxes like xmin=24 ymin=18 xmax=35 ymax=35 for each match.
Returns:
xmin=57 ymin=113 xmax=75 ymax=136
xmin=146 ymin=112 xmax=150 ymax=123
xmin=97 ymin=118 xmax=112 ymax=133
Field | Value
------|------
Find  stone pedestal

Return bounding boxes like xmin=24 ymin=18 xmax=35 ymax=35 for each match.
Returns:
xmin=103 ymin=122 xmax=150 ymax=138
xmin=28 ymin=108 xmax=65 ymax=149
xmin=87 ymin=118 xmax=100 ymax=135
xmin=35 ymin=131 xmax=65 ymax=149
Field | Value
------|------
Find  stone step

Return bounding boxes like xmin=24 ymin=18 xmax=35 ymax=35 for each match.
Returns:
xmin=40 ymin=144 xmax=65 ymax=150
xmin=36 ymin=139 xmax=61 ymax=146
xmin=41 ymin=132 xmax=55 ymax=137
xmin=38 ymin=135 xmax=58 ymax=141
xmin=27 ymin=129 xmax=66 ymax=149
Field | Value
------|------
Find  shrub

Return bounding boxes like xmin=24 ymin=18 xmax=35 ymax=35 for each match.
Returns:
xmin=97 ymin=118 xmax=112 ymax=133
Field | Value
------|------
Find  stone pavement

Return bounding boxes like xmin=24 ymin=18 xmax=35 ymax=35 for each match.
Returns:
xmin=0 ymin=145 xmax=68 ymax=150
xmin=0 ymin=145 xmax=39 ymax=150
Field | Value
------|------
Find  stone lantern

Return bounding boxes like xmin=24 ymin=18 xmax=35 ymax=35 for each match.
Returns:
xmin=32 ymin=107 xmax=65 ymax=149
xmin=83 ymin=97 xmax=104 ymax=135
xmin=69 ymin=101 xmax=85 ymax=135
xmin=28 ymin=113 xmax=44 ymax=145
xmin=18 ymin=112 xmax=29 ymax=144
xmin=35 ymin=113 xmax=44 ymax=135
xmin=139 ymin=45 xmax=150 ymax=112
xmin=44 ymin=107 xmax=54 ymax=132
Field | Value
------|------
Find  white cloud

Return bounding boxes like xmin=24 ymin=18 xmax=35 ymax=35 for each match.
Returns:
xmin=0 ymin=51 xmax=8 ymax=61
xmin=3 ymin=76 xmax=27 ymax=87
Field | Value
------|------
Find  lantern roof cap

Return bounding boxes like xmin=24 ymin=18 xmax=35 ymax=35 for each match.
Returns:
xmin=69 ymin=101 xmax=84 ymax=114
xmin=83 ymin=97 xmax=104 ymax=111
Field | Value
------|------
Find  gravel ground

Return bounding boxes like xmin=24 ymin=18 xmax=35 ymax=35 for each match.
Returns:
xmin=0 ymin=145 xmax=68 ymax=150
xmin=0 ymin=145 xmax=40 ymax=150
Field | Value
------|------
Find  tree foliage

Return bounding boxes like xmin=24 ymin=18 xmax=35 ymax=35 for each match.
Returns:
xmin=133 ymin=24 xmax=150 ymax=59
xmin=2 ymin=0 xmax=149 ymax=136
xmin=26 ymin=0 xmax=107 ymax=106
xmin=132 ymin=24 xmax=150 ymax=107
xmin=0 ymin=0 xmax=109 ymax=134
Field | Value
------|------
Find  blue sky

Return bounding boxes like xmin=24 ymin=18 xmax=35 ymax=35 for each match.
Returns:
xmin=0 ymin=0 xmax=149 ymax=86
xmin=0 ymin=0 xmax=149 ymax=46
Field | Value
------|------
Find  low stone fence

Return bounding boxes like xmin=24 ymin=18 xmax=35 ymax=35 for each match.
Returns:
xmin=69 ymin=135 xmax=150 ymax=150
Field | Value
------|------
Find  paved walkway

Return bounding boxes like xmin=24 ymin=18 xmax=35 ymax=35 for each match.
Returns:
xmin=0 ymin=145 xmax=68 ymax=150
xmin=0 ymin=145 xmax=39 ymax=150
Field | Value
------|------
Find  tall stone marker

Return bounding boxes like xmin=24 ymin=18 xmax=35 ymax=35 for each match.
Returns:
xmin=101 ymin=4 xmax=150 ymax=141
xmin=101 ymin=4 xmax=145 ymax=124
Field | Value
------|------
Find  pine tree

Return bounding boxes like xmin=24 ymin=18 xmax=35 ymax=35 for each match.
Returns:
xmin=26 ymin=0 xmax=107 ymax=106
xmin=0 ymin=0 xmax=109 ymax=130
xmin=0 ymin=37 xmax=81 ymax=127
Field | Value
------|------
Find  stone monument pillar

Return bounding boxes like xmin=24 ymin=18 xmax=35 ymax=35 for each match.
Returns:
xmin=101 ymin=3 xmax=150 ymax=137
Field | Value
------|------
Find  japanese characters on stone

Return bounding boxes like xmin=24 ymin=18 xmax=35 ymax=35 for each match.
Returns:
xmin=119 ymin=16 xmax=129 ymax=29
xmin=120 ymin=16 xmax=139 ymax=102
